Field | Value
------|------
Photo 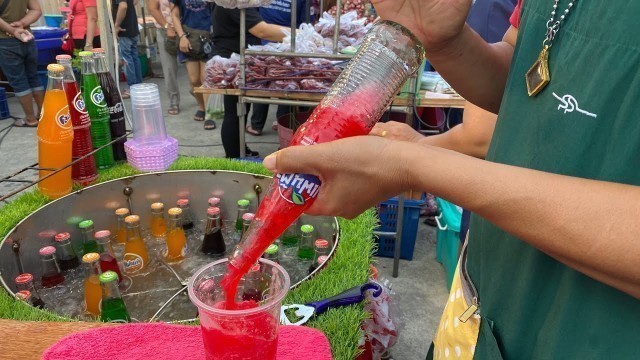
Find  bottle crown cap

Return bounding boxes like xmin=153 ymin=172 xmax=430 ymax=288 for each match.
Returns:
xmin=99 ymin=271 xmax=119 ymax=283
xmin=54 ymin=232 xmax=71 ymax=242
xmin=39 ymin=246 xmax=56 ymax=256
xmin=301 ymin=225 xmax=314 ymax=233
xmin=78 ymin=51 xmax=93 ymax=57
xmin=242 ymin=213 xmax=255 ymax=221
xmin=47 ymin=64 xmax=64 ymax=73
xmin=115 ymin=208 xmax=130 ymax=216
xmin=78 ymin=220 xmax=94 ymax=229
xmin=38 ymin=230 xmax=57 ymax=239
xmin=151 ymin=202 xmax=164 ymax=211
xmin=314 ymin=239 xmax=329 ymax=249
xmin=265 ymin=244 xmax=279 ymax=255
xmin=177 ymin=199 xmax=190 ymax=207
xmin=125 ymin=215 xmax=140 ymax=224
xmin=95 ymin=230 xmax=111 ymax=240
xmin=207 ymin=207 xmax=220 ymax=216
xmin=15 ymin=273 xmax=33 ymax=285
xmin=92 ymin=48 xmax=106 ymax=53
xmin=318 ymin=255 xmax=328 ymax=264
xmin=15 ymin=290 xmax=31 ymax=301
xmin=208 ymin=197 xmax=220 ymax=206
xmin=56 ymin=54 xmax=72 ymax=60
xmin=237 ymin=199 xmax=250 ymax=207
xmin=82 ymin=252 xmax=100 ymax=263
xmin=168 ymin=207 xmax=182 ymax=216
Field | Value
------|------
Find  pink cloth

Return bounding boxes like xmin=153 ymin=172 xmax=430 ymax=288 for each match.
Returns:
xmin=69 ymin=0 xmax=100 ymax=39
xmin=42 ymin=323 xmax=333 ymax=360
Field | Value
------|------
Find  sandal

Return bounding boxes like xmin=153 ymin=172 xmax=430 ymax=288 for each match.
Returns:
xmin=13 ymin=118 xmax=38 ymax=128
xmin=168 ymin=105 xmax=180 ymax=115
xmin=194 ymin=110 xmax=205 ymax=122
xmin=121 ymin=89 xmax=131 ymax=99
xmin=245 ymin=125 xmax=262 ymax=136
xmin=204 ymin=119 xmax=216 ymax=130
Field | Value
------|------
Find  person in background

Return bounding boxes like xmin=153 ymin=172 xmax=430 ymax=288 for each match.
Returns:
xmin=0 ymin=0 xmax=42 ymax=127
xmin=68 ymin=0 xmax=100 ymax=52
xmin=149 ymin=0 xmax=180 ymax=115
xmin=112 ymin=0 xmax=142 ymax=99
xmin=211 ymin=5 xmax=287 ymax=157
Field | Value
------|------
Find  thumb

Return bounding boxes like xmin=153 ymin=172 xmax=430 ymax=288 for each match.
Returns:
xmin=263 ymin=146 xmax=322 ymax=175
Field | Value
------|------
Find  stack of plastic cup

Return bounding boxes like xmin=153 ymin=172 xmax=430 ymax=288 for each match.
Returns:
xmin=124 ymin=83 xmax=178 ymax=172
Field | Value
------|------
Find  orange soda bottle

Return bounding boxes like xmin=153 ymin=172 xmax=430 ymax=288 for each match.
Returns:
xmin=37 ymin=64 xmax=74 ymax=199
xmin=150 ymin=203 xmax=167 ymax=238
xmin=123 ymin=215 xmax=149 ymax=274
xmin=114 ymin=208 xmax=129 ymax=244
xmin=82 ymin=252 xmax=102 ymax=316
xmin=165 ymin=207 xmax=188 ymax=262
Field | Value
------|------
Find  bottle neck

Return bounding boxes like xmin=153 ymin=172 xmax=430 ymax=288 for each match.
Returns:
xmin=16 ymin=280 xmax=35 ymax=292
xmin=126 ymin=224 xmax=142 ymax=241
xmin=168 ymin=215 xmax=181 ymax=230
xmin=204 ymin=215 xmax=220 ymax=234
xmin=56 ymin=240 xmax=75 ymax=259
xmin=236 ymin=206 xmax=248 ymax=220
xmin=40 ymin=255 xmax=60 ymax=275
xmin=102 ymin=281 xmax=121 ymax=300
xmin=94 ymin=54 xmax=109 ymax=73
xmin=81 ymin=58 xmax=96 ymax=75
xmin=85 ymin=261 xmax=101 ymax=278
xmin=81 ymin=227 xmax=95 ymax=243
xmin=301 ymin=233 xmax=313 ymax=246
xmin=96 ymin=239 xmax=114 ymax=256
xmin=47 ymin=72 xmax=64 ymax=92
xmin=117 ymin=215 xmax=127 ymax=229
xmin=57 ymin=60 xmax=77 ymax=83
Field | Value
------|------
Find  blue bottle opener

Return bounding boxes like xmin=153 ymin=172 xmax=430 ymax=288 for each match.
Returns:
xmin=280 ymin=282 xmax=383 ymax=326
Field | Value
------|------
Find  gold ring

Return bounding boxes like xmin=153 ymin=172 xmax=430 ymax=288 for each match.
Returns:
xmin=380 ymin=130 xmax=387 ymax=137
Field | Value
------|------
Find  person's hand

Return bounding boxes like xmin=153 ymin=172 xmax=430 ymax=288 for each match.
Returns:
xmin=179 ymin=35 xmax=191 ymax=53
xmin=370 ymin=0 xmax=472 ymax=52
xmin=370 ymin=122 xmax=424 ymax=143
xmin=9 ymin=20 xmax=25 ymax=29
xmin=13 ymin=28 xmax=33 ymax=42
xmin=116 ymin=26 xmax=125 ymax=36
xmin=263 ymin=136 xmax=414 ymax=219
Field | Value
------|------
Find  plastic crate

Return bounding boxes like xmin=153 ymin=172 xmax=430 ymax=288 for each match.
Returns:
xmin=34 ymin=29 xmax=68 ymax=68
xmin=43 ymin=15 xmax=64 ymax=28
xmin=374 ymin=196 xmax=425 ymax=260
xmin=435 ymin=198 xmax=463 ymax=290
xmin=0 ymin=88 xmax=9 ymax=119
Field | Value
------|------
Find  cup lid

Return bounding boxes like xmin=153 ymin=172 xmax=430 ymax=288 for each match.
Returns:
xmin=15 ymin=290 xmax=31 ymax=301
xmin=208 ymin=197 xmax=220 ymax=206
xmin=15 ymin=273 xmax=33 ymax=285
xmin=54 ymin=232 xmax=71 ymax=242
xmin=168 ymin=207 xmax=182 ymax=216
xmin=301 ymin=225 xmax=314 ymax=233
xmin=318 ymin=255 xmax=328 ymax=264
xmin=314 ymin=239 xmax=329 ymax=249
xmin=115 ymin=208 xmax=130 ymax=216
xmin=207 ymin=207 xmax=220 ymax=216
xmin=78 ymin=220 xmax=94 ymax=229
xmin=95 ymin=230 xmax=111 ymax=240
xmin=242 ymin=213 xmax=255 ymax=221
xmin=82 ymin=252 xmax=100 ymax=263
xmin=39 ymin=246 xmax=56 ymax=256
xmin=177 ymin=199 xmax=190 ymax=207
xmin=151 ymin=202 xmax=164 ymax=211
xmin=99 ymin=271 xmax=119 ymax=283
xmin=125 ymin=215 xmax=140 ymax=224
xmin=237 ymin=199 xmax=250 ymax=207
xmin=265 ymin=244 xmax=279 ymax=255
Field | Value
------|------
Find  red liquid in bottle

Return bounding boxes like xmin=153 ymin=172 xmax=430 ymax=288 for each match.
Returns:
xmin=63 ymin=80 xmax=98 ymax=186
xmin=41 ymin=273 xmax=65 ymax=288
xmin=100 ymin=254 xmax=124 ymax=283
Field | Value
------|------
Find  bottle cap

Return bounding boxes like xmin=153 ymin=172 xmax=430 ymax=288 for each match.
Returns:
xmin=177 ymin=199 xmax=190 ymax=207
xmin=99 ymin=270 xmax=119 ymax=283
xmin=78 ymin=51 xmax=93 ymax=57
xmin=15 ymin=273 xmax=33 ymax=285
xmin=95 ymin=230 xmax=111 ymax=240
xmin=249 ymin=262 xmax=261 ymax=272
xmin=301 ymin=225 xmax=314 ymax=233
xmin=168 ymin=207 xmax=182 ymax=216
xmin=265 ymin=244 xmax=279 ymax=255
xmin=207 ymin=207 xmax=220 ymax=216
xmin=242 ymin=213 xmax=255 ymax=222
xmin=38 ymin=230 xmax=57 ymax=239
xmin=317 ymin=255 xmax=328 ymax=264
xmin=314 ymin=239 xmax=329 ymax=249
xmin=54 ymin=232 xmax=71 ymax=242
xmin=46 ymin=64 xmax=64 ymax=73
xmin=208 ymin=197 xmax=220 ymax=206
xmin=151 ymin=202 xmax=164 ymax=211
xmin=78 ymin=220 xmax=94 ymax=229
xmin=177 ymin=190 xmax=190 ymax=199
xmin=125 ymin=215 xmax=140 ymax=224
xmin=82 ymin=252 xmax=100 ymax=264
xmin=91 ymin=48 xmax=106 ymax=53
xmin=237 ymin=199 xmax=250 ymax=207
xmin=115 ymin=208 xmax=130 ymax=216
xmin=15 ymin=290 xmax=31 ymax=301
xmin=39 ymin=246 xmax=56 ymax=256
xmin=56 ymin=54 xmax=72 ymax=60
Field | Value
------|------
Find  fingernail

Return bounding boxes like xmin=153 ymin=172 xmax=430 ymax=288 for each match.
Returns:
xmin=263 ymin=153 xmax=277 ymax=171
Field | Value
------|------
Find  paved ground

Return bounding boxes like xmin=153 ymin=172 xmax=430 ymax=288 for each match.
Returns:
xmin=0 ymin=63 xmax=448 ymax=359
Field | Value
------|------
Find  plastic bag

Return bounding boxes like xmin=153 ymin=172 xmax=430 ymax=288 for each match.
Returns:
xmin=362 ymin=278 xmax=402 ymax=359
xmin=207 ymin=94 xmax=224 ymax=120
xmin=203 ymin=55 xmax=240 ymax=89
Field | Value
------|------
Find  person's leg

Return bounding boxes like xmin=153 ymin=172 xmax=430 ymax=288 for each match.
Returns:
xmin=199 ymin=61 xmax=209 ymax=111
xmin=221 ymin=95 xmax=240 ymax=158
xmin=24 ymin=41 xmax=44 ymax=113
xmin=130 ymin=36 xmax=143 ymax=84
xmin=156 ymin=29 xmax=180 ymax=111
xmin=118 ymin=36 xmax=136 ymax=89
xmin=185 ymin=60 xmax=205 ymax=120
xmin=248 ymin=103 xmax=269 ymax=134
xmin=0 ymin=39 xmax=38 ymax=125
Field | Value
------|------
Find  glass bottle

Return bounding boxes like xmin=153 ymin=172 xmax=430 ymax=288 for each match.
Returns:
xmin=297 ymin=225 xmax=315 ymax=260
xmin=241 ymin=262 xmax=263 ymax=302
xmin=15 ymin=290 xmax=32 ymax=304
xmin=123 ymin=215 xmax=149 ymax=273
xmin=93 ymin=48 xmax=126 ymax=161
xmin=165 ymin=208 xmax=188 ymax=262
xmin=95 ymin=230 xmax=124 ymax=282
xmin=176 ymin=199 xmax=195 ymax=230
xmin=308 ymin=239 xmax=330 ymax=274
xmin=281 ymin=220 xmax=300 ymax=248
xmin=81 ymin=252 xmax=102 ymax=316
xmin=262 ymin=244 xmax=279 ymax=264
xmin=14 ymin=273 xmax=45 ymax=308
xmin=235 ymin=199 xmax=250 ymax=232
xmin=208 ymin=197 xmax=221 ymax=208
xmin=78 ymin=219 xmax=98 ymax=254
xmin=114 ymin=208 xmax=130 ymax=244
xmin=309 ymin=255 xmax=329 ymax=275
xmin=241 ymin=213 xmax=255 ymax=239
xmin=54 ymin=232 xmax=80 ymax=271
xmin=99 ymin=271 xmax=131 ymax=323
xmin=39 ymin=246 xmax=65 ymax=288
xmin=150 ymin=202 xmax=167 ymax=238
xmin=201 ymin=207 xmax=225 ymax=256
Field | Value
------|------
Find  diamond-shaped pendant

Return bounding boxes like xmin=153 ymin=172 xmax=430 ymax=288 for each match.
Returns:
xmin=526 ymin=46 xmax=550 ymax=96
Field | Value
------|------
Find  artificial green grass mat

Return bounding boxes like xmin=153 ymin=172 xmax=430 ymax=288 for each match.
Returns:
xmin=0 ymin=157 xmax=376 ymax=360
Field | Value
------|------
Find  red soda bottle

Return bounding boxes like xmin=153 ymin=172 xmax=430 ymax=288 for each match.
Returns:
xmin=56 ymin=55 xmax=98 ymax=186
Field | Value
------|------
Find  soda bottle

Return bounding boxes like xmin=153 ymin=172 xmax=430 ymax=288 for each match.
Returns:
xmin=81 ymin=252 xmax=102 ymax=316
xmin=56 ymin=54 xmax=98 ymax=186
xmin=14 ymin=273 xmax=46 ymax=308
xmin=93 ymin=48 xmax=127 ymax=161
xmin=241 ymin=213 xmax=255 ymax=239
xmin=224 ymin=22 xmax=424 ymax=304
xmin=309 ymin=255 xmax=329 ymax=275
xmin=201 ymin=207 xmax=225 ymax=256
xmin=79 ymin=51 xmax=114 ymax=169
xmin=15 ymin=290 xmax=32 ymax=304
xmin=281 ymin=222 xmax=300 ymax=248
xmin=262 ymin=244 xmax=279 ymax=264
xmin=150 ymin=202 xmax=167 ymax=238
xmin=39 ymin=246 xmax=65 ymax=288
xmin=123 ymin=215 xmax=149 ymax=273
xmin=165 ymin=208 xmax=188 ymax=262
xmin=308 ymin=239 xmax=329 ymax=274
xmin=235 ymin=199 xmax=250 ymax=232
xmin=113 ymin=208 xmax=130 ymax=244
xmin=78 ymin=219 xmax=98 ymax=254
xmin=99 ymin=271 xmax=131 ymax=323
xmin=297 ymin=225 xmax=315 ymax=260
xmin=241 ymin=262 xmax=263 ymax=302
xmin=208 ymin=197 xmax=223 ymax=219
xmin=176 ymin=199 xmax=195 ymax=230
xmin=53 ymin=232 xmax=80 ymax=271
xmin=37 ymin=64 xmax=74 ymax=199
xmin=95 ymin=230 xmax=124 ymax=282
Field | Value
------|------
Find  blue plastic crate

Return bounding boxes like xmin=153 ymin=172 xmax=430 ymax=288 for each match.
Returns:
xmin=0 ymin=88 xmax=9 ymax=119
xmin=374 ymin=195 xmax=425 ymax=260
xmin=35 ymin=33 xmax=67 ymax=67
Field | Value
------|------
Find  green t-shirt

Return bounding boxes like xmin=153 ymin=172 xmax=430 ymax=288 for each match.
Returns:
xmin=468 ymin=0 xmax=640 ymax=358
xmin=0 ymin=0 xmax=29 ymax=39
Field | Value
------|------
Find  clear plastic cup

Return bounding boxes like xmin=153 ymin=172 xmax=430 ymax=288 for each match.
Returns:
xmin=129 ymin=83 xmax=167 ymax=144
xmin=188 ymin=258 xmax=290 ymax=360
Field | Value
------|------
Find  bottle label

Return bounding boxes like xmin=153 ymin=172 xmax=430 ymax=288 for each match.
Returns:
xmin=276 ymin=173 xmax=321 ymax=206
xmin=108 ymin=102 xmax=123 ymax=115
xmin=90 ymin=87 xmax=107 ymax=107
xmin=55 ymin=106 xmax=71 ymax=128
xmin=123 ymin=253 xmax=144 ymax=273
xmin=73 ymin=92 xmax=88 ymax=114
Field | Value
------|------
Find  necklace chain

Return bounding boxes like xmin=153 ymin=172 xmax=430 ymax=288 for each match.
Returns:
xmin=544 ymin=0 xmax=578 ymax=47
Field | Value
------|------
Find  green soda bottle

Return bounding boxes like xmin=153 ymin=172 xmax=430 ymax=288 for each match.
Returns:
xmin=79 ymin=51 xmax=114 ymax=169
xmin=235 ymin=199 xmax=250 ymax=232
xmin=79 ymin=219 xmax=99 ymax=254
xmin=297 ymin=225 xmax=315 ymax=260
xmin=99 ymin=271 xmax=131 ymax=323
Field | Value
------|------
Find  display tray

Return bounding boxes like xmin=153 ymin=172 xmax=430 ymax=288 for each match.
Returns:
xmin=0 ymin=170 xmax=339 ymax=323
